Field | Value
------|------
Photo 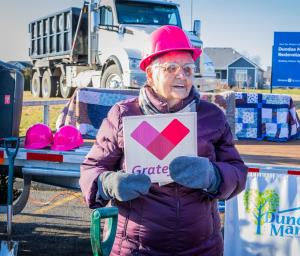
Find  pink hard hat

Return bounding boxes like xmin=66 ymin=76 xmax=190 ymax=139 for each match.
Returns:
xmin=139 ymin=25 xmax=202 ymax=71
xmin=51 ymin=125 xmax=83 ymax=151
xmin=24 ymin=123 xmax=53 ymax=149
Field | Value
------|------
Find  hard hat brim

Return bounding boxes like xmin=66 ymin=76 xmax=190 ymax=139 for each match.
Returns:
xmin=139 ymin=47 xmax=202 ymax=71
xmin=24 ymin=142 xmax=50 ymax=149
xmin=50 ymin=144 xmax=77 ymax=151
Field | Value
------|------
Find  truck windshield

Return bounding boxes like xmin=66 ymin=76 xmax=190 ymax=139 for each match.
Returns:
xmin=116 ymin=1 xmax=181 ymax=27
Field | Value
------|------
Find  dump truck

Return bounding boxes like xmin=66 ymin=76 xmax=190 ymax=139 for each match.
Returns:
xmin=28 ymin=0 xmax=216 ymax=98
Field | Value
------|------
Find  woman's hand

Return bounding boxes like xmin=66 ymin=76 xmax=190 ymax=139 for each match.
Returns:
xmin=98 ymin=171 xmax=151 ymax=201
xmin=169 ymin=156 xmax=221 ymax=192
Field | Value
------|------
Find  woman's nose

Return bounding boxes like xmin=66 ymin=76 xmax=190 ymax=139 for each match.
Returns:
xmin=175 ymin=69 xmax=187 ymax=79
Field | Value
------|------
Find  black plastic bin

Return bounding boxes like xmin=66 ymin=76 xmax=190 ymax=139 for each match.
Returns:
xmin=0 ymin=62 xmax=24 ymax=138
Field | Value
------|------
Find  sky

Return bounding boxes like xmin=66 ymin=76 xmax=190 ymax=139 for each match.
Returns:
xmin=1 ymin=0 xmax=300 ymax=70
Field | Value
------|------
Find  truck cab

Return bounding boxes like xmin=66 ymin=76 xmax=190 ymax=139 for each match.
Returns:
xmin=94 ymin=0 xmax=216 ymax=90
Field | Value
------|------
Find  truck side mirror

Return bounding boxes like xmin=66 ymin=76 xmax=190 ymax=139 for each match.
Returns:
xmin=193 ymin=20 xmax=201 ymax=38
xmin=94 ymin=1 xmax=101 ymax=11
xmin=118 ymin=24 xmax=125 ymax=34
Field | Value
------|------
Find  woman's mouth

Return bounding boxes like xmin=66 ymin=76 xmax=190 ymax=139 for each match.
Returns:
xmin=172 ymin=84 xmax=185 ymax=88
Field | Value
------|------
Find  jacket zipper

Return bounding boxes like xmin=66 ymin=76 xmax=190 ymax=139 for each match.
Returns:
xmin=116 ymin=201 xmax=131 ymax=254
xmin=176 ymin=185 xmax=180 ymax=219
xmin=123 ymin=201 xmax=131 ymax=238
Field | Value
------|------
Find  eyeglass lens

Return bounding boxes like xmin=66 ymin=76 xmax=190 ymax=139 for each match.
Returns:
xmin=165 ymin=63 xmax=194 ymax=76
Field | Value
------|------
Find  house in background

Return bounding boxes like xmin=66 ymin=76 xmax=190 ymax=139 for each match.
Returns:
xmin=5 ymin=61 xmax=33 ymax=91
xmin=8 ymin=61 xmax=32 ymax=71
xmin=204 ymin=47 xmax=264 ymax=89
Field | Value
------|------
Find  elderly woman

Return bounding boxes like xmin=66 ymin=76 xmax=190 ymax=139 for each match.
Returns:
xmin=80 ymin=25 xmax=248 ymax=256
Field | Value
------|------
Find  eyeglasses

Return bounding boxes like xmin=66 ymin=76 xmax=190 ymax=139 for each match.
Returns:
xmin=153 ymin=62 xmax=195 ymax=77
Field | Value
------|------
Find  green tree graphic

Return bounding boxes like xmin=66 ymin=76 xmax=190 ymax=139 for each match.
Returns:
xmin=244 ymin=189 xmax=279 ymax=235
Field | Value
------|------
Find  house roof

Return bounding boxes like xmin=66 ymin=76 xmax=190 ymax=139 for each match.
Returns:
xmin=8 ymin=61 xmax=32 ymax=70
xmin=204 ymin=47 xmax=264 ymax=71
xmin=203 ymin=47 xmax=242 ymax=70
xmin=0 ymin=60 xmax=21 ymax=70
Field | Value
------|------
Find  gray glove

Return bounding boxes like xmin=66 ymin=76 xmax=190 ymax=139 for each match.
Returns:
xmin=169 ymin=156 xmax=221 ymax=192
xmin=97 ymin=171 xmax=151 ymax=202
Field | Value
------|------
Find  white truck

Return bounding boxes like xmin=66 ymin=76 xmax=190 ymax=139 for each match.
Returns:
xmin=29 ymin=0 xmax=216 ymax=98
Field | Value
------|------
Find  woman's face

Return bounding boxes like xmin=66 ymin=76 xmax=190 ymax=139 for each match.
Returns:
xmin=146 ymin=51 xmax=194 ymax=108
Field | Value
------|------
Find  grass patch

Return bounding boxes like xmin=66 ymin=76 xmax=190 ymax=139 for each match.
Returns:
xmin=20 ymin=105 xmax=64 ymax=136
xmin=20 ymin=92 xmax=66 ymax=136
xmin=238 ymin=88 xmax=300 ymax=95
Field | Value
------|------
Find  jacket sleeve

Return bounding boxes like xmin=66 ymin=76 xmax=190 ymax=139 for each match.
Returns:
xmin=79 ymin=104 xmax=123 ymax=208
xmin=212 ymin=121 xmax=248 ymax=200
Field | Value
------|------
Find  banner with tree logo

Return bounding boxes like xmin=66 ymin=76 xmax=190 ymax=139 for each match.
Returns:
xmin=224 ymin=172 xmax=300 ymax=256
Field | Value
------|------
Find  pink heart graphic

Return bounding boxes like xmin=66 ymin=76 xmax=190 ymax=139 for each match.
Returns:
xmin=131 ymin=119 xmax=190 ymax=160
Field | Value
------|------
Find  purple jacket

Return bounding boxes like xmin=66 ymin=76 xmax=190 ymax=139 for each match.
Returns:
xmin=80 ymin=92 xmax=248 ymax=255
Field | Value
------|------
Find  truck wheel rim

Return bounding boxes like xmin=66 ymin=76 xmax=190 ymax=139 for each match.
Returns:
xmin=106 ymin=74 xmax=122 ymax=88
xmin=32 ymin=74 xmax=40 ymax=96
xmin=60 ymin=76 xmax=67 ymax=93
xmin=44 ymin=81 xmax=49 ymax=94
xmin=32 ymin=81 xmax=39 ymax=94
xmin=42 ymin=76 xmax=50 ymax=96
xmin=42 ymin=74 xmax=51 ymax=97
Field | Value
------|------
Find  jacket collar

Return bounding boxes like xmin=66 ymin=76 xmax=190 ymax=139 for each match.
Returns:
xmin=142 ymin=84 xmax=199 ymax=113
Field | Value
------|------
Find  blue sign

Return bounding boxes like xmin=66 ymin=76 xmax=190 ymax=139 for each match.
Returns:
xmin=272 ymin=32 xmax=300 ymax=88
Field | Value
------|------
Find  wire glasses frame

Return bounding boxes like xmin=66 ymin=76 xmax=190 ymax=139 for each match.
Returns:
xmin=153 ymin=62 xmax=195 ymax=77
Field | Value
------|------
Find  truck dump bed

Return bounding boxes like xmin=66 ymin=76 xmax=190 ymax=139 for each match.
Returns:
xmin=29 ymin=7 xmax=87 ymax=60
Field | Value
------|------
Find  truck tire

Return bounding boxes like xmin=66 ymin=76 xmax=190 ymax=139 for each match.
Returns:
xmin=0 ymin=174 xmax=31 ymax=215
xmin=101 ymin=64 xmax=123 ymax=88
xmin=11 ymin=175 xmax=31 ymax=215
xmin=59 ymin=73 xmax=74 ymax=98
xmin=41 ymin=71 xmax=56 ymax=98
xmin=31 ymin=72 xmax=41 ymax=97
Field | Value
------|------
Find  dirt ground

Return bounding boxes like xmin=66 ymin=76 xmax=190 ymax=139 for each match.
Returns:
xmin=236 ymin=140 xmax=300 ymax=166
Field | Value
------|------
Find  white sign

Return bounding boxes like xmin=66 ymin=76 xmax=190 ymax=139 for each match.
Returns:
xmin=123 ymin=112 xmax=197 ymax=183
xmin=224 ymin=172 xmax=300 ymax=256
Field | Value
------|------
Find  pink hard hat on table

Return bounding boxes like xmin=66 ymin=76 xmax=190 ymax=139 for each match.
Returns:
xmin=24 ymin=123 xmax=53 ymax=149
xmin=51 ymin=125 xmax=83 ymax=151
xmin=139 ymin=25 xmax=202 ymax=71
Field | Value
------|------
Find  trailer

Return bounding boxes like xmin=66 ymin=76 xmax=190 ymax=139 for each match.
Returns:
xmin=0 ymin=138 xmax=299 ymax=215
